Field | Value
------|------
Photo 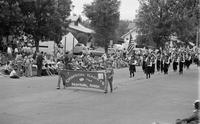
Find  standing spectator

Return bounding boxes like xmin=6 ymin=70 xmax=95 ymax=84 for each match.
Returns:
xmin=56 ymin=59 xmax=65 ymax=89
xmin=64 ymin=52 xmax=72 ymax=70
xmin=15 ymin=52 xmax=23 ymax=75
xmin=24 ymin=56 xmax=30 ymax=77
xmin=29 ymin=55 xmax=34 ymax=77
xmin=56 ymin=51 xmax=61 ymax=62
xmin=7 ymin=45 xmax=12 ymax=60
xmin=105 ymin=61 xmax=114 ymax=93
xmin=36 ymin=52 xmax=44 ymax=76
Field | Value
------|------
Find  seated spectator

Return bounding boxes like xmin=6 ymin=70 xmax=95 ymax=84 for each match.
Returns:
xmin=176 ymin=100 xmax=199 ymax=124
xmin=10 ymin=68 xmax=20 ymax=79
xmin=3 ymin=61 xmax=13 ymax=75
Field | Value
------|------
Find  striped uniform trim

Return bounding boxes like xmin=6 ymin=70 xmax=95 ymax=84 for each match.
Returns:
xmin=127 ymin=43 xmax=135 ymax=54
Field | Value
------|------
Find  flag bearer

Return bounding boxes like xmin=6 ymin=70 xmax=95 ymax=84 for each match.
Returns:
xmin=129 ymin=55 xmax=137 ymax=78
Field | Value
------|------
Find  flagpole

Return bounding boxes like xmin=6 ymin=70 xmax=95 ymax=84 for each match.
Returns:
xmin=64 ymin=36 xmax=66 ymax=54
xmin=72 ymin=36 xmax=74 ymax=55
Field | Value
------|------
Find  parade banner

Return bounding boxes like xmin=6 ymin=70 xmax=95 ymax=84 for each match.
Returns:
xmin=60 ymin=70 xmax=108 ymax=91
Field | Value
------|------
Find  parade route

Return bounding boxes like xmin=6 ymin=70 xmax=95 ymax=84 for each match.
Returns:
xmin=0 ymin=65 xmax=199 ymax=124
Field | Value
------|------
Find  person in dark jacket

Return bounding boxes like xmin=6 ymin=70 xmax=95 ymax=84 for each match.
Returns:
xmin=156 ymin=53 xmax=161 ymax=72
xmin=179 ymin=53 xmax=185 ymax=75
xmin=176 ymin=100 xmax=199 ymax=124
xmin=36 ymin=52 xmax=44 ymax=76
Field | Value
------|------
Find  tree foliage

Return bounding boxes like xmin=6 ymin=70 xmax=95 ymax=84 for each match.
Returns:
xmin=0 ymin=0 xmax=72 ymax=51
xmin=83 ymin=0 xmax=120 ymax=53
xmin=135 ymin=0 xmax=200 ymax=48
xmin=76 ymin=33 xmax=88 ymax=46
xmin=19 ymin=0 xmax=72 ymax=51
xmin=0 ymin=0 xmax=23 ymax=38
xmin=116 ymin=20 xmax=131 ymax=41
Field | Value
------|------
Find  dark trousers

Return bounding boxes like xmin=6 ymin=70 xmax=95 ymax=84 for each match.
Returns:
xmin=179 ymin=62 xmax=184 ymax=74
xmin=37 ymin=65 xmax=42 ymax=76
xmin=164 ymin=63 xmax=169 ymax=74
xmin=105 ymin=77 xmax=113 ymax=93
xmin=157 ymin=60 xmax=160 ymax=72
xmin=185 ymin=60 xmax=190 ymax=69
xmin=129 ymin=65 xmax=136 ymax=77
xmin=161 ymin=62 xmax=164 ymax=73
xmin=151 ymin=64 xmax=155 ymax=74
xmin=173 ymin=62 xmax=178 ymax=71
xmin=57 ymin=72 xmax=66 ymax=88
xmin=108 ymin=78 xmax=113 ymax=91
xmin=146 ymin=66 xmax=151 ymax=79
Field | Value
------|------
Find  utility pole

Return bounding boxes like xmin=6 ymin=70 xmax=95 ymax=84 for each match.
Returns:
xmin=196 ymin=5 xmax=200 ymax=49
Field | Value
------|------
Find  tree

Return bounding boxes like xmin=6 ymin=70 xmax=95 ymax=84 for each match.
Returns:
xmin=135 ymin=0 xmax=199 ymax=48
xmin=19 ymin=0 xmax=71 ymax=51
xmin=0 ymin=0 xmax=23 ymax=44
xmin=84 ymin=0 xmax=120 ymax=53
xmin=169 ymin=0 xmax=199 ymax=44
xmin=116 ymin=20 xmax=131 ymax=42
xmin=76 ymin=33 xmax=88 ymax=46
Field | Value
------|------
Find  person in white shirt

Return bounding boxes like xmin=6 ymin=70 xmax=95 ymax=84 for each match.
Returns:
xmin=129 ymin=55 xmax=137 ymax=78
xmin=10 ymin=68 xmax=20 ymax=79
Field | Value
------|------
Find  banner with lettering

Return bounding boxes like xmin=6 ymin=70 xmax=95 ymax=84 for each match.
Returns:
xmin=60 ymin=70 xmax=107 ymax=91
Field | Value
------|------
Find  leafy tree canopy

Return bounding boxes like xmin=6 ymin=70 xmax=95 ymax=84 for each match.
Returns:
xmin=19 ymin=0 xmax=72 ymax=51
xmin=83 ymin=0 xmax=120 ymax=53
xmin=135 ymin=0 xmax=199 ymax=48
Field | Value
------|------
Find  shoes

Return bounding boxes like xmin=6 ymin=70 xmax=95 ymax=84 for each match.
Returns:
xmin=56 ymin=87 xmax=60 ymax=89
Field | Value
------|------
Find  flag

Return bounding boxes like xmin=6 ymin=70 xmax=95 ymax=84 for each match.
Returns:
xmin=127 ymin=34 xmax=135 ymax=55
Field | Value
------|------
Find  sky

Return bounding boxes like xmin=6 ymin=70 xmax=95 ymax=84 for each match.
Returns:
xmin=71 ymin=0 xmax=140 ymax=20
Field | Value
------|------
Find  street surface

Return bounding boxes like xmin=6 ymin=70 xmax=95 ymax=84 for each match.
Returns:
xmin=0 ymin=65 xmax=199 ymax=124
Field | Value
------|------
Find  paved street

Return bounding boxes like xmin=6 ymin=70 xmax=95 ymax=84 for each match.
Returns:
xmin=0 ymin=65 xmax=199 ymax=124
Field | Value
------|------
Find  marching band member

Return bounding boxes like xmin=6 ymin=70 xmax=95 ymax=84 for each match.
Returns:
xmin=129 ymin=55 xmax=137 ymax=78
xmin=151 ymin=54 xmax=156 ymax=75
xmin=142 ymin=54 xmax=147 ymax=73
xmin=179 ymin=53 xmax=185 ymax=75
xmin=172 ymin=53 xmax=179 ymax=72
xmin=185 ymin=53 xmax=192 ymax=69
xmin=163 ymin=54 xmax=170 ymax=74
xmin=156 ymin=53 xmax=161 ymax=72
xmin=145 ymin=55 xmax=152 ymax=79
xmin=160 ymin=53 xmax=164 ymax=73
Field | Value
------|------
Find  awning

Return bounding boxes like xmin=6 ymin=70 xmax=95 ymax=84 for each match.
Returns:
xmin=69 ymin=23 xmax=95 ymax=34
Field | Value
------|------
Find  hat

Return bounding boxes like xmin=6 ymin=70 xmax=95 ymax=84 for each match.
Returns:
xmin=193 ymin=100 xmax=200 ymax=110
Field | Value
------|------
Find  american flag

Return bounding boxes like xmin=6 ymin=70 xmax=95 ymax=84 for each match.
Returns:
xmin=127 ymin=34 xmax=135 ymax=55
